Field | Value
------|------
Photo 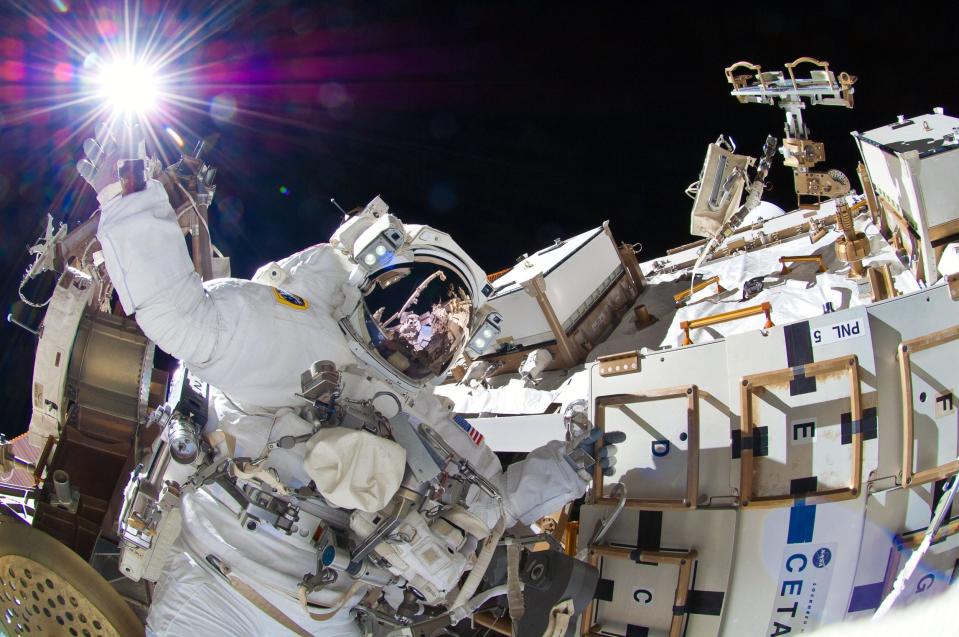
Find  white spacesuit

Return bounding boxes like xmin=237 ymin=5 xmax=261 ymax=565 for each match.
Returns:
xmin=92 ymin=166 xmax=605 ymax=636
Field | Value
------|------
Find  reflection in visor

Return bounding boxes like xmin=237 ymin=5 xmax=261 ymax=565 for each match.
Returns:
xmin=364 ymin=268 xmax=472 ymax=381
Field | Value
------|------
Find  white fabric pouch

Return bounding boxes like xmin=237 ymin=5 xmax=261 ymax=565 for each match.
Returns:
xmin=303 ymin=428 xmax=406 ymax=512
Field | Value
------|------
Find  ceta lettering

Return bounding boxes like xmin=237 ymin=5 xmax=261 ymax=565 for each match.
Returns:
xmin=777 ymin=601 xmax=799 ymax=618
xmin=785 ymin=553 xmax=807 ymax=573
xmin=770 ymin=621 xmax=792 ymax=636
xmin=781 ymin=580 xmax=803 ymax=596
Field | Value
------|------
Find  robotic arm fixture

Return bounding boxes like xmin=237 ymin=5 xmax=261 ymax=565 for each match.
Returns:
xmin=725 ymin=56 xmax=857 ymax=209
xmin=685 ymin=58 xmax=857 ymax=269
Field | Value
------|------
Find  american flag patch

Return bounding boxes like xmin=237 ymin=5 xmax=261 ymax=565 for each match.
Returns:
xmin=453 ymin=415 xmax=484 ymax=446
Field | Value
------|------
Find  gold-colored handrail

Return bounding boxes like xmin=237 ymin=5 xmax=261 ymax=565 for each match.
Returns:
xmin=673 ymin=276 xmax=726 ymax=305
xmin=895 ymin=518 xmax=959 ymax=551
xmin=785 ymin=56 xmax=835 ymax=90
xmin=593 ymin=385 xmax=700 ymax=510
xmin=583 ymin=544 xmax=697 ymax=637
xmin=486 ymin=267 xmax=512 ymax=283
xmin=724 ymin=60 xmax=764 ymax=90
xmin=899 ymin=324 xmax=959 ymax=487
xmin=779 ymin=254 xmax=826 ymax=275
xmin=739 ymin=355 xmax=862 ymax=508
xmin=680 ymin=302 xmax=773 ymax=346
xmin=474 ymin=611 xmax=512 ymax=635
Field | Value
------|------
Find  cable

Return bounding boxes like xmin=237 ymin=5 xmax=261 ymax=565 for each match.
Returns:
xmin=17 ymin=267 xmax=53 ymax=309
xmin=873 ymin=465 xmax=959 ymax=620
xmin=175 ymin=181 xmax=212 ymax=239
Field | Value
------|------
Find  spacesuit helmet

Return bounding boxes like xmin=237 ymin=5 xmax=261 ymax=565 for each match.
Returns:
xmin=333 ymin=197 xmax=502 ymax=389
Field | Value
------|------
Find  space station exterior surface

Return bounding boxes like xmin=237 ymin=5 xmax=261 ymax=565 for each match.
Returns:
xmin=1 ymin=59 xmax=958 ymax=637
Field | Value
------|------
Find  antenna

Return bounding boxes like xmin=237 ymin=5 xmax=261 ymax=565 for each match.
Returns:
xmin=330 ymin=198 xmax=348 ymax=217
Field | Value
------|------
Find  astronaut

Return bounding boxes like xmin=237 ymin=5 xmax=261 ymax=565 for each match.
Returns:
xmin=78 ymin=125 xmax=622 ymax=636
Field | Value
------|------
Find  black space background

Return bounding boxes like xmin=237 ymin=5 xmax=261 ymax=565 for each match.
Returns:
xmin=1 ymin=1 xmax=957 ymax=436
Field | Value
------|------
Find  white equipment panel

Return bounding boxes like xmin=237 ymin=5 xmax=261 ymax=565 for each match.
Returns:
xmin=589 ymin=339 xmax=736 ymax=507
xmin=27 ymin=269 xmax=94 ymax=446
xmin=854 ymin=112 xmax=959 ymax=281
xmin=718 ymin=307 xmax=879 ymax=635
xmin=487 ymin=226 xmax=624 ymax=348
xmin=579 ymin=506 xmax=737 ymax=637
xmin=847 ymin=485 xmax=959 ymax=620
xmin=724 ymin=498 xmax=867 ymax=635
xmin=866 ymin=284 xmax=959 ymax=483
xmin=725 ymin=306 xmax=879 ymax=504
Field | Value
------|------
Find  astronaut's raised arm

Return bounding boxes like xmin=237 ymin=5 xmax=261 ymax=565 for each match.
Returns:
xmin=96 ymin=180 xmax=363 ymax=408
xmin=97 ymin=180 xmax=221 ymax=365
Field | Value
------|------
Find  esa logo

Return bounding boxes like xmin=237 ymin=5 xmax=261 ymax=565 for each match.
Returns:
xmin=812 ymin=547 xmax=831 ymax=568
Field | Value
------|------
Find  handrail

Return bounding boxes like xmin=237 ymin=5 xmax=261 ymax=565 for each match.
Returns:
xmin=680 ymin=302 xmax=773 ymax=346
xmin=785 ymin=56 xmax=835 ymax=90
xmin=899 ymin=324 xmax=959 ymax=486
xmin=583 ymin=544 xmax=696 ymax=637
xmin=779 ymin=254 xmax=826 ymax=275
xmin=474 ymin=611 xmax=511 ymax=635
xmin=593 ymin=385 xmax=700 ymax=510
xmin=739 ymin=355 xmax=862 ymax=508
xmin=673 ymin=275 xmax=725 ymax=305
xmin=724 ymin=60 xmax=764 ymax=90
xmin=895 ymin=517 xmax=959 ymax=551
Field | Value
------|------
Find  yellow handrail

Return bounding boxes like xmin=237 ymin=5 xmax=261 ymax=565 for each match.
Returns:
xmin=680 ymin=302 xmax=773 ymax=346
xmin=779 ymin=254 xmax=826 ymax=274
xmin=673 ymin=276 xmax=725 ymax=305
xmin=724 ymin=60 xmax=764 ymax=89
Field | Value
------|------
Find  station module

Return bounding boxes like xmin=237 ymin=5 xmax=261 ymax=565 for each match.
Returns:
xmin=1 ymin=58 xmax=958 ymax=636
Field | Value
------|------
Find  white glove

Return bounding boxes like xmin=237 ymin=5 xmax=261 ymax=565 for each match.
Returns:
xmin=76 ymin=120 xmax=146 ymax=204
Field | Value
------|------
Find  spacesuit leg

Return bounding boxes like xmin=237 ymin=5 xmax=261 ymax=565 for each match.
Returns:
xmin=147 ymin=549 xmax=264 ymax=637
xmin=148 ymin=548 xmax=361 ymax=637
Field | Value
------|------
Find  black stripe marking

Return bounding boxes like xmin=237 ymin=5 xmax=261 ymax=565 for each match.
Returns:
xmin=687 ymin=590 xmax=725 ymax=616
xmin=784 ymin=322 xmax=817 ymax=396
xmin=842 ymin=407 xmax=878 ymax=444
xmin=636 ymin=511 xmax=663 ymax=552
xmin=625 ymin=626 xmax=650 ymax=637
xmin=733 ymin=429 xmax=769 ymax=458
xmin=754 ymin=426 xmax=769 ymax=457
xmin=791 ymin=476 xmax=818 ymax=495
xmin=594 ymin=578 xmax=615 ymax=602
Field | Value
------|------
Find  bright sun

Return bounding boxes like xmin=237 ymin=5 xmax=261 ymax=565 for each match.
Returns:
xmin=95 ymin=58 xmax=161 ymax=116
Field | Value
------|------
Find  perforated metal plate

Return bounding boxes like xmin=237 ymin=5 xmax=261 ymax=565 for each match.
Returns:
xmin=0 ymin=555 xmax=118 ymax=636
xmin=0 ymin=518 xmax=142 ymax=637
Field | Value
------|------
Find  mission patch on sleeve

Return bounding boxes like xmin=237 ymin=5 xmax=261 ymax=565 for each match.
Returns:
xmin=272 ymin=287 xmax=310 ymax=310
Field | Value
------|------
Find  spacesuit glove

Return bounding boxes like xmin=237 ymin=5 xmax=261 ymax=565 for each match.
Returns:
xmin=76 ymin=120 xmax=147 ymax=204
xmin=565 ymin=428 xmax=626 ymax=480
